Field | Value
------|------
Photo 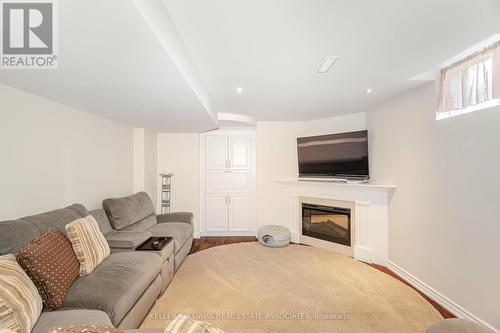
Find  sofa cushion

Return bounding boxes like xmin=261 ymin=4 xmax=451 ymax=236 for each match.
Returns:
xmin=156 ymin=212 xmax=193 ymax=224
xmin=105 ymin=231 xmax=152 ymax=249
xmin=0 ymin=204 xmax=89 ymax=255
xmin=62 ymin=252 xmax=161 ymax=326
xmin=21 ymin=204 xmax=89 ymax=235
xmin=0 ymin=254 xmax=43 ymax=333
xmin=102 ymin=192 xmax=156 ymax=231
xmin=89 ymin=209 xmax=113 ymax=235
xmin=120 ymin=215 xmax=157 ymax=232
xmin=0 ymin=219 xmax=40 ymax=255
xmin=16 ymin=228 xmax=80 ymax=310
xmin=146 ymin=222 xmax=193 ymax=254
xmin=66 ymin=215 xmax=111 ymax=276
xmin=32 ymin=310 xmax=112 ymax=333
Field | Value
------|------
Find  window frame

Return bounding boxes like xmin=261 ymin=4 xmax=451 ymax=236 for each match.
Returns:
xmin=436 ymin=36 xmax=500 ymax=120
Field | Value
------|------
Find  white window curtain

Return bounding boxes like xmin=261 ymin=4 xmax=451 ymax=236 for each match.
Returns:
xmin=439 ymin=41 xmax=500 ymax=113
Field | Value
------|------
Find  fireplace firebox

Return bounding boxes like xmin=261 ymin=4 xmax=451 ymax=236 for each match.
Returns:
xmin=302 ymin=203 xmax=351 ymax=246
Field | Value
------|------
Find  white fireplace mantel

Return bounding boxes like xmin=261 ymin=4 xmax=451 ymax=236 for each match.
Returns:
xmin=275 ymin=179 xmax=396 ymax=265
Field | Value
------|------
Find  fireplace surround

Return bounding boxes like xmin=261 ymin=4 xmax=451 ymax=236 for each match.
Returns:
xmin=276 ymin=179 xmax=395 ymax=264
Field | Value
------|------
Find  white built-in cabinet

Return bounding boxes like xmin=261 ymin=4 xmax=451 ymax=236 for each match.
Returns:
xmin=200 ymin=130 xmax=256 ymax=235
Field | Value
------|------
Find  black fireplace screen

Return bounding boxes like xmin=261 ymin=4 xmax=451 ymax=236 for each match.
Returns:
xmin=302 ymin=203 xmax=351 ymax=246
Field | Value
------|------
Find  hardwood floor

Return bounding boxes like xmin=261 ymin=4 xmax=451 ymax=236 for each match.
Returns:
xmin=367 ymin=263 xmax=455 ymax=319
xmin=189 ymin=236 xmax=455 ymax=319
xmin=189 ymin=236 xmax=257 ymax=254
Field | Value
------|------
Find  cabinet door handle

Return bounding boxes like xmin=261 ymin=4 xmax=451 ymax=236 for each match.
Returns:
xmin=228 ymin=195 xmax=231 ymax=204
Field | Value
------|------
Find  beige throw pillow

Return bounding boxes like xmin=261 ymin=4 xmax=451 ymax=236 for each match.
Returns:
xmin=0 ymin=254 xmax=43 ymax=333
xmin=66 ymin=215 xmax=110 ymax=276
xmin=165 ymin=314 xmax=225 ymax=333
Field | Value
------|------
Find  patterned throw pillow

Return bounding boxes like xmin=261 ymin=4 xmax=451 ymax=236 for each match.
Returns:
xmin=16 ymin=228 xmax=80 ymax=310
xmin=0 ymin=254 xmax=43 ymax=333
xmin=165 ymin=314 xmax=225 ymax=333
xmin=48 ymin=325 xmax=122 ymax=333
xmin=65 ymin=215 xmax=110 ymax=276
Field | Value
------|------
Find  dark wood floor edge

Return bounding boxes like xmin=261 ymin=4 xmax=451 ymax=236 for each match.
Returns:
xmin=367 ymin=263 xmax=455 ymax=319
xmin=189 ymin=236 xmax=256 ymax=254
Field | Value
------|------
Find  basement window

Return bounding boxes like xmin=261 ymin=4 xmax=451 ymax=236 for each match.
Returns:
xmin=437 ymin=38 xmax=500 ymax=120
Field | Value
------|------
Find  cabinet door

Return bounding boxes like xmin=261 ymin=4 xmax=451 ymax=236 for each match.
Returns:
xmin=206 ymin=135 xmax=228 ymax=170
xmin=228 ymin=194 xmax=253 ymax=231
xmin=205 ymin=194 xmax=228 ymax=231
xmin=206 ymin=170 xmax=251 ymax=193
xmin=229 ymin=136 xmax=251 ymax=169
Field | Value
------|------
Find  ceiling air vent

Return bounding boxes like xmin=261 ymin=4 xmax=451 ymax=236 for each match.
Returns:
xmin=317 ymin=56 xmax=339 ymax=73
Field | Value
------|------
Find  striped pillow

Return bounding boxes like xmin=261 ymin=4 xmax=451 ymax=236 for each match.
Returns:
xmin=0 ymin=254 xmax=43 ymax=333
xmin=66 ymin=215 xmax=110 ymax=276
xmin=49 ymin=325 xmax=122 ymax=333
xmin=165 ymin=314 xmax=225 ymax=333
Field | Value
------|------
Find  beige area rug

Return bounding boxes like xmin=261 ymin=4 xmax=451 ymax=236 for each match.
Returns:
xmin=142 ymin=243 xmax=442 ymax=333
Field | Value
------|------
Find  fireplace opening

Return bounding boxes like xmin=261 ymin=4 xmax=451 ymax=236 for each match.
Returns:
xmin=302 ymin=203 xmax=351 ymax=246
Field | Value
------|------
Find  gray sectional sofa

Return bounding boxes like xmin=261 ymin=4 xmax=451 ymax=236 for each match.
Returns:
xmin=0 ymin=192 xmax=193 ymax=332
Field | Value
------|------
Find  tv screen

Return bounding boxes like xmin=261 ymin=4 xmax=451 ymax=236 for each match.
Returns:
xmin=297 ymin=130 xmax=369 ymax=179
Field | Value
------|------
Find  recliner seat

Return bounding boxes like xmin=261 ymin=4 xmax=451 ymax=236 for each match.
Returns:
xmin=102 ymin=192 xmax=194 ymax=271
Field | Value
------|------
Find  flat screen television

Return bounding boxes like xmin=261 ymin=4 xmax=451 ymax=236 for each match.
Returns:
xmin=297 ymin=130 xmax=369 ymax=180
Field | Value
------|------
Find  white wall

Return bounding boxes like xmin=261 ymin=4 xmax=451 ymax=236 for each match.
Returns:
xmin=133 ymin=128 xmax=146 ymax=193
xmin=133 ymin=128 xmax=159 ymax=210
xmin=157 ymin=133 xmax=200 ymax=235
xmin=367 ymin=83 xmax=500 ymax=331
xmin=155 ymin=112 xmax=365 ymax=239
xmin=0 ymin=84 xmax=133 ymax=220
xmin=144 ymin=128 xmax=158 ymax=210
xmin=256 ymin=112 xmax=366 ymax=236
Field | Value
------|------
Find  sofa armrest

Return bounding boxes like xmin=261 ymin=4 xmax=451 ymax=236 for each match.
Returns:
xmin=105 ymin=231 xmax=152 ymax=249
xmin=156 ymin=212 xmax=193 ymax=225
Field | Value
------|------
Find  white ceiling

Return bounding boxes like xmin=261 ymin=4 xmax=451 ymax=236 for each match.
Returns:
xmin=1 ymin=0 xmax=500 ymax=130
xmin=0 ymin=0 xmax=216 ymax=132
xmin=165 ymin=0 xmax=500 ymax=121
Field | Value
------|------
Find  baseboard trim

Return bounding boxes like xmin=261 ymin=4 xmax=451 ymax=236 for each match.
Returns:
xmin=387 ymin=260 xmax=498 ymax=333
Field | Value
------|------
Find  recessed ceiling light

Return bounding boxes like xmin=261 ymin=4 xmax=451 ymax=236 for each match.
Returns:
xmin=365 ymin=88 xmax=374 ymax=94
xmin=235 ymin=87 xmax=244 ymax=94
xmin=317 ymin=56 xmax=339 ymax=73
